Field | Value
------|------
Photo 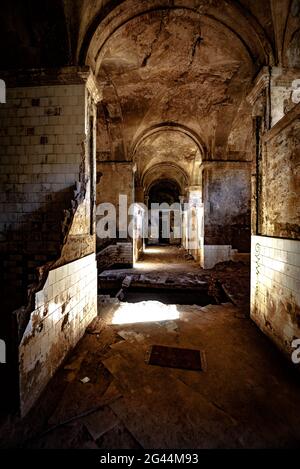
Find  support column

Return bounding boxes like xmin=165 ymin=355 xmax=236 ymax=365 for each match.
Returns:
xmin=201 ymin=160 xmax=251 ymax=269
xmin=96 ymin=160 xmax=135 ymax=266
xmin=184 ymin=186 xmax=203 ymax=263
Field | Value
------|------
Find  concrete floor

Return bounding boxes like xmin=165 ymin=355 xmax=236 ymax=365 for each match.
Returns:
xmin=1 ymin=247 xmax=300 ymax=448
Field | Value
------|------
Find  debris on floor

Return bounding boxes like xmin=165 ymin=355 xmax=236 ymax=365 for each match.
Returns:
xmin=98 ymin=247 xmax=250 ymax=311
xmin=2 ymin=301 xmax=300 ymax=449
xmin=80 ymin=377 xmax=90 ymax=384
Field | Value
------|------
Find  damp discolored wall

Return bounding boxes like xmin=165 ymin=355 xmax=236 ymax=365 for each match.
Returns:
xmin=0 ymin=67 xmax=99 ymax=413
xmin=0 ymin=68 xmax=95 ymax=310
xmin=250 ymin=99 xmax=300 ymax=364
xmin=251 ymin=236 xmax=300 ymax=361
xmin=96 ymin=161 xmax=134 ymax=265
xmin=18 ymin=254 xmax=97 ymax=416
xmin=201 ymin=162 xmax=251 ymax=268
xmin=260 ymin=106 xmax=300 ymax=239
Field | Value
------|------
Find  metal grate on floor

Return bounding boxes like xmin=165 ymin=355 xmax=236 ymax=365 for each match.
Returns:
xmin=147 ymin=345 xmax=204 ymax=371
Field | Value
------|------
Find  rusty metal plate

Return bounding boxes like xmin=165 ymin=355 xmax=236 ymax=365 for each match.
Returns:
xmin=147 ymin=345 xmax=203 ymax=371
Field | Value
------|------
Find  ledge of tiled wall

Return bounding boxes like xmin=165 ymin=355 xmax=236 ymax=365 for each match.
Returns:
xmin=251 ymin=235 xmax=300 ymax=362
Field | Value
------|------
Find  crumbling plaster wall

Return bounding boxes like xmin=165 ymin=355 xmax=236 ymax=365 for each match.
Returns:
xmin=251 ymin=236 xmax=300 ymax=363
xmin=250 ymin=91 xmax=300 ymax=363
xmin=261 ymin=107 xmax=300 ymax=239
xmin=270 ymin=67 xmax=300 ymax=126
xmin=0 ymin=74 xmax=93 ymax=305
xmin=0 ymin=67 xmax=99 ymax=413
xmin=18 ymin=253 xmax=97 ymax=416
xmin=96 ymin=161 xmax=134 ymax=264
xmin=203 ymin=163 xmax=251 ymax=252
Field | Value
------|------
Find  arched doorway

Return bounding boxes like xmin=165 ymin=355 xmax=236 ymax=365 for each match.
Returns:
xmin=147 ymin=179 xmax=181 ymax=245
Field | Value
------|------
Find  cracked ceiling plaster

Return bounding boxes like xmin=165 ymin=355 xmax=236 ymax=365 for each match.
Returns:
xmin=95 ymin=6 xmax=256 ymax=186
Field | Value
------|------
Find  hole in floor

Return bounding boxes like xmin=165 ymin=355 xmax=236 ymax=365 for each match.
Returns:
xmin=121 ymin=287 xmax=216 ymax=306
xmin=107 ymin=263 xmax=133 ymax=270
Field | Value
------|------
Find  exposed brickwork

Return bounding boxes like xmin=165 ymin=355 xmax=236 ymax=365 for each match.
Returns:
xmin=96 ymin=242 xmax=133 ymax=272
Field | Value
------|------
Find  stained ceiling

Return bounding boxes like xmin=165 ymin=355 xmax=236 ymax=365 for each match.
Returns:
xmin=1 ymin=0 xmax=299 ymax=189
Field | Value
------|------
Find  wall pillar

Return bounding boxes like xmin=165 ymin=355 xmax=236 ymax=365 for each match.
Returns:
xmin=200 ymin=161 xmax=251 ymax=269
xmin=96 ymin=161 xmax=135 ymax=266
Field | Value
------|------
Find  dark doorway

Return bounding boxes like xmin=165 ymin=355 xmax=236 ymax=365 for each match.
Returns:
xmin=148 ymin=180 xmax=181 ymax=245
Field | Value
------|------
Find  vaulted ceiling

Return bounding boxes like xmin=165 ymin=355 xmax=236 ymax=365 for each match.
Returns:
xmin=1 ymin=0 xmax=299 ymax=187
xmin=1 ymin=1 xmax=298 ymax=72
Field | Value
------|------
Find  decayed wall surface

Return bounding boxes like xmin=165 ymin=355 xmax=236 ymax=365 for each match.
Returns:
xmin=19 ymin=254 xmax=97 ymax=416
xmin=96 ymin=161 xmax=133 ymax=265
xmin=96 ymin=242 xmax=132 ymax=272
xmin=0 ymin=77 xmax=88 ymax=308
xmin=0 ymin=67 xmax=99 ymax=413
xmin=251 ymin=236 xmax=300 ymax=360
xmin=201 ymin=162 xmax=251 ymax=267
xmin=203 ymin=163 xmax=251 ymax=250
xmin=261 ymin=106 xmax=300 ymax=239
xmin=251 ymin=103 xmax=300 ymax=362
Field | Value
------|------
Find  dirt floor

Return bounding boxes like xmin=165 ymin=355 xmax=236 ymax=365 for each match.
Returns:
xmin=1 ymin=246 xmax=300 ymax=449
xmin=99 ymin=245 xmax=251 ymax=311
xmin=1 ymin=302 xmax=300 ymax=449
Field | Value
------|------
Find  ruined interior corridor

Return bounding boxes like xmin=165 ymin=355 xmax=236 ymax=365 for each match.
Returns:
xmin=98 ymin=244 xmax=250 ymax=309
xmin=1 ymin=284 xmax=300 ymax=448
xmin=137 ymin=245 xmax=198 ymax=270
xmin=0 ymin=0 xmax=299 ymax=451
xmin=1 ymin=247 xmax=299 ymax=449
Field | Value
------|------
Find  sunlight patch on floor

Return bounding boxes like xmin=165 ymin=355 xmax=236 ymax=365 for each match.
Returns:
xmin=143 ymin=247 xmax=164 ymax=254
xmin=111 ymin=300 xmax=180 ymax=325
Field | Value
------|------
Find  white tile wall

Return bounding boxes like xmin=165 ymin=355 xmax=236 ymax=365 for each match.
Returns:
xmin=202 ymin=245 xmax=233 ymax=269
xmin=0 ymin=84 xmax=85 ymax=231
xmin=19 ymin=253 xmax=97 ymax=416
xmin=251 ymin=235 xmax=300 ymax=360
xmin=0 ymin=82 xmax=89 ymax=288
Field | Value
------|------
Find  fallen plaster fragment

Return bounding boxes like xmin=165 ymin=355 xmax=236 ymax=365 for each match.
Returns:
xmin=80 ymin=377 xmax=90 ymax=384
xmin=116 ymin=288 xmax=125 ymax=300
xmin=81 ymin=406 xmax=119 ymax=440
xmin=163 ymin=321 xmax=178 ymax=333
xmin=118 ymin=330 xmax=146 ymax=342
xmin=122 ymin=276 xmax=132 ymax=288
xmin=22 ymin=380 xmax=123 ymax=446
